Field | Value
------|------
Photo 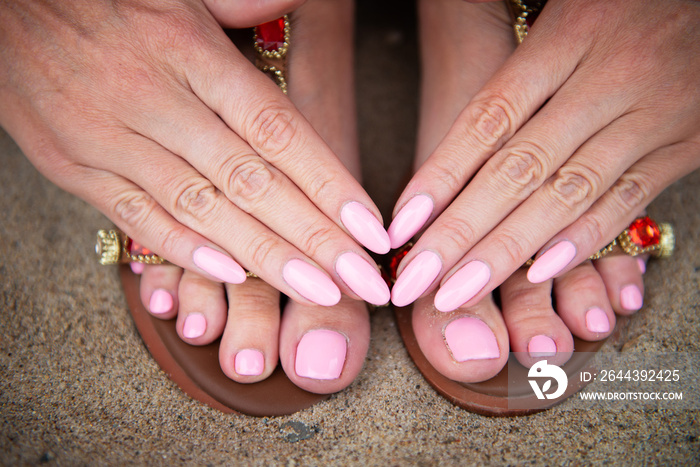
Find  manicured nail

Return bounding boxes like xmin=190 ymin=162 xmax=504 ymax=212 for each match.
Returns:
xmin=130 ymin=262 xmax=145 ymax=274
xmin=193 ymin=246 xmax=246 ymax=284
xmin=283 ymin=259 xmax=341 ymax=307
xmin=444 ymin=317 xmax=499 ymax=362
xmin=183 ymin=313 xmax=207 ymax=339
xmin=235 ymin=349 xmax=264 ymax=376
xmin=149 ymin=289 xmax=173 ymax=314
xmin=340 ymin=202 xmax=391 ymax=254
xmin=636 ymin=257 xmax=646 ymax=274
xmin=391 ymin=250 xmax=442 ymax=307
xmin=585 ymin=307 xmax=610 ymax=333
xmin=620 ymin=284 xmax=643 ymax=311
xmin=527 ymin=240 xmax=577 ymax=284
xmin=388 ymin=195 xmax=434 ymax=249
xmin=335 ymin=252 xmax=390 ymax=306
xmin=434 ymin=261 xmax=491 ymax=312
xmin=528 ymin=335 xmax=557 ymax=357
xmin=295 ymin=330 xmax=347 ymax=380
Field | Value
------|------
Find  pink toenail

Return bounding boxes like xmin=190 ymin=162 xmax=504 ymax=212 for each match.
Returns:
xmin=636 ymin=257 xmax=646 ymax=274
xmin=149 ymin=289 xmax=173 ymax=314
xmin=620 ymin=285 xmax=643 ymax=311
xmin=235 ymin=349 xmax=264 ymax=376
xmin=444 ymin=317 xmax=499 ymax=362
xmin=130 ymin=262 xmax=145 ymax=274
xmin=528 ymin=335 xmax=557 ymax=357
xmin=585 ymin=307 xmax=610 ymax=333
xmin=183 ymin=313 xmax=206 ymax=339
xmin=295 ymin=330 xmax=347 ymax=380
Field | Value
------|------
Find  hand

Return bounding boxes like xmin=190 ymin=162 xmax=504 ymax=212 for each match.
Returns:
xmin=389 ymin=0 xmax=700 ymax=310
xmin=0 ymin=0 xmax=390 ymax=307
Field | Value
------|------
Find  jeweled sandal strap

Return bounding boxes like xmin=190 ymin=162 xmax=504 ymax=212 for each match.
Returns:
xmin=253 ymin=16 xmax=290 ymax=94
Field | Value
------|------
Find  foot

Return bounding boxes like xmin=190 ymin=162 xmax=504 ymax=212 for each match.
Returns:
xmin=406 ymin=0 xmax=647 ymax=382
xmin=134 ymin=0 xmax=374 ymax=394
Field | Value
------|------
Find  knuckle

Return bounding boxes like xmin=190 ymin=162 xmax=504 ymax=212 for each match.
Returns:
xmin=426 ymin=156 xmax=467 ymax=194
xmin=469 ymin=94 xmax=517 ymax=150
xmin=495 ymin=142 xmax=547 ymax=196
xmin=304 ymin=170 xmax=336 ymax=202
xmin=158 ymin=226 xmax=187 ymax=255
xmin=579 ymin=215 xmax=608 ymax=250
xmin=249 ymin=104 xmax=299 ymax=159
xmin=246 ymin=232 xmax=279 ymax=269
xmin=492 ymin=231 xmax=528 ymax=265
xmin=549 ymin=167 xmax=598 ymax=211
xmin=611 ymin=175 xmax=650 ymax=211
xmin=113 ymin=191 xmax=158 ymax=228
xmin=173 ymin=180 xmax=221 ymax=220
xmin=224 ymin=155 xmax=275 ymax=206
xmin=440 ymin=217 xmax=478 ymax=252
xmin=298 ymin=223 xmax=336 ymax=259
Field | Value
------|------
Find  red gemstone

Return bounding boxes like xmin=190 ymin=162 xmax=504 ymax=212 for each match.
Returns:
xmin=127 ymin=239 xmax=152 ymax=256
xmin=627 ymin=217 xmax=660 ymax=248
xmin=255 ymin=18 xmax=285 ymax=52
xmin=389 ymin=246 xmax=412 ymax=282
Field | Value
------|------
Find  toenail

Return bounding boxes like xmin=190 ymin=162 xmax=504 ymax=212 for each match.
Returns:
xmin=295 ymin=329 xmax=347 ymax=380
xmin=183 ymin=313 xmax=207 ymax=339
xmin=636 ymin=257 xmax=646 ymax=274
xmin=444 ymin=317 xmax=499 ymax=362
xmin=585 ymin=307 xmax=610 ymax=333
xmin=235 ymin=349 xmax=264 ymax=376
xmin=527 ymin=335 xmax=557 ymax=357
xmin=149 ymin=289 xmax=173 ymax=314
xmin=620 ymin=285 xmax=643 ymax=311
xmin=130 ymin=262 xmax=145 ymax=274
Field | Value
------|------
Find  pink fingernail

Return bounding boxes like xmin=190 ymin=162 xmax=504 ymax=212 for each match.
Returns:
xmin=528 ymin=335 xmax=557 ymax=357
xmin=193 ymin=246 xmax=246 ymax=284
xmin=636 ymin=257 xmax=646 ymax=274
xmin=434 ymin=261 xmax=491 ymax=312
xmin=283 ymin=259 xmax=341 ymax=307
xmin=295 ymin=330 xmax=347 ymax=380
xmin=235 ymin=349 xmax=264 ymax=376
xmin=388 ymin=195 xmax=434 ymax=249
xmin=527 ymin=241 xmax=577 ymax=284
xmin=444 ymin=317 xmax=499 ymax=362
xmin=149 ymin=289 xmax=173 ymax=314
xmin=335 ymin=252 xmax=390 ymax=306
xmin=620 ymin=284 xmax=643 ymax=311
xmin=585 ymin=307 xmax=610 ymax=333
xmin=130 ymin=262 xmax=145 ymax=274
xmin=183 ymin=313 xmax=207 ymax=339
xmin=391 ymin=250 xmax=442 ymax=307
xmin=340 ymin=202 xmax=391 ymax=254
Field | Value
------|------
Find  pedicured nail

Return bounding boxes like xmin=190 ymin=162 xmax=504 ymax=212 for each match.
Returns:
xmin=528 ymin=335 xmax=557 ymax=357
xmin=636 ymin=257 xmax=646 ymax=274
xmin=149 ymin=289 xmax=173 ymax=314
xmin=130 ymin=262 xmax=145 ymax=275
xmin=527 ymin=241 xmax=577 ymax=284
xmin=295 ymin=330 xmax=347 ymax=380
xmin=340 ymin=202 xmax=391 ymax=254
xmin=283 ymin=259 xmax=341 ymax=307
xmin=235 ymin=349 xmax=264 ymax=376
xmin=183 ymin=313 xmax=206 ymax=339
xmin=193 ymin=246 xmax=246 ymax=284
xmin=434 ymin=261 xmax=491 ymax=312
xmin=444 ymin=317 xmax=499 ymax=362
xmin=391 ymin=250 xmax=442 ymax=307
xmin=585 ymin=307 xmax=610 ymax=333
xmin=335 ymin=252 xmax=390 ymax=306
xmin=388 ymin=195 xmax=434 ymax=249
xmin=620 ymin=285 xmax=643 ymax=311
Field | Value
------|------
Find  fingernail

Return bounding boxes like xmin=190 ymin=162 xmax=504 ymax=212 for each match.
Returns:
xmin=295 ymin=330 xmax=347 ymax=380
xmin=283 ymin=259 xmax=341 ymax=307
xmin=636 ymin=257 xmax=646 ymax=274
xmin=620 ymin=284 xmax=643 ymax=311
xmin=340 ymin=202 xmax=391 ymax=254
xmin=528 ymin=335 xmax=557 ymax=357
xmin=434 ymin=261 xmax=491 ymax=312
xmin=585 ymin=307 xmax=610 ymax=333
xmin=149 ymin=289 xmax=173 ymax=314
xmin=391 ymin=250 xmax=442 ymax=307
xmin=193 ymin=246 xmax=246 ymax=284
xmin=183 ymin=313 xmax=207 ymax=339
xmin=130 ymin=262 xmax=145 ymax=274
xmin=444 ymin=317 xmax=499 ymax=362
xmin=388 ymin=195 xmax=434 ymax=249
xmin=335 ymin=252 xmax=390 ymax=306
xmin=527 ymin=240 xmax=577 ymax=284
xmin=235 ymin=349 xmax=264 ymax=376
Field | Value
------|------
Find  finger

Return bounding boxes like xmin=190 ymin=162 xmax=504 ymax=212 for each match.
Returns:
xmin=203 ymin=0 xmax=306 ymax=28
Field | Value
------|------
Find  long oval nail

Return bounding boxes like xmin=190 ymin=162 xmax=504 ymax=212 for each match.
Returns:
xmin=193 ymin=246 xmax=247 ymax=284
xmin=527 ymin=240 xmax=577 ymax=284
xmin=444 ymin=317 xmax=499 ymax=362
xmin=388 ymin=195 xmax=434 ymax=249
xmin=335 ymin=252 xmax=390 ymax=305
xmin=340 ymin=202 xmax=391 ymax=254
xmin=391 ymin=250 xmax=442 ymax=307
xmin=295 ymin=330 xmax=347 ymax=380
xmin=434 ymin=260 xmax=490 ymax=312
xmin=283 ymin=259 xmax=341 ymax=307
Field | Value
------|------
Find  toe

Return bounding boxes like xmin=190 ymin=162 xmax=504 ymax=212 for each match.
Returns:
xmin=139 ymin=264 xmax=182 ymax=320
xmin=176 ymin=269 xmax=227 ymax=345
xmin=279 ymin=296 xmax=370 ymax=394
xmin=412 ymin=291 xmax=509 ymax=383
xmin=594 ymin=255 xmax=645 ymax=315
xmin=218 ymin=278 xmax=281 ymax=383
